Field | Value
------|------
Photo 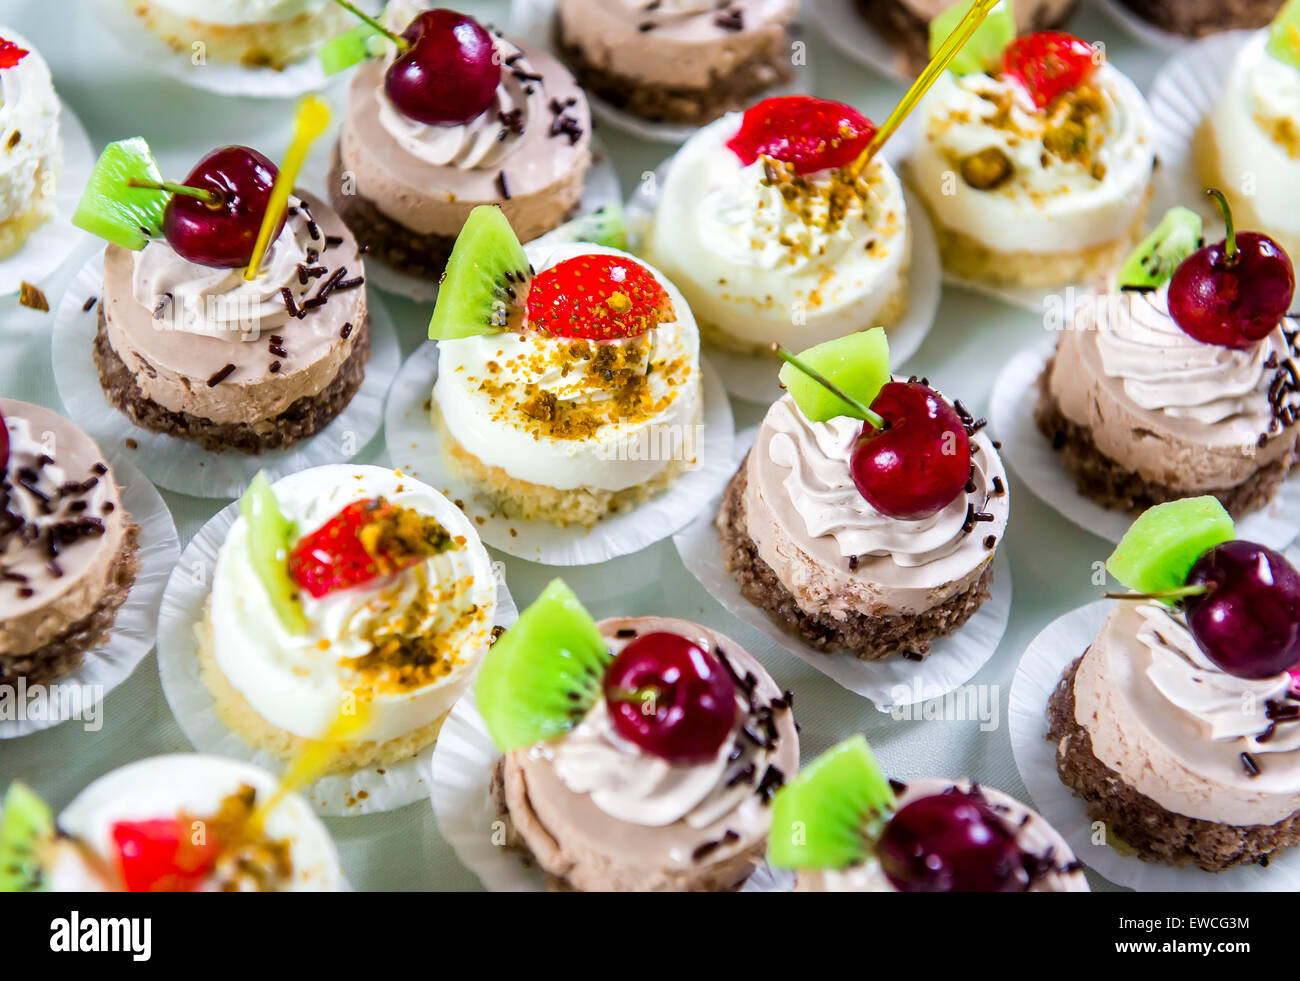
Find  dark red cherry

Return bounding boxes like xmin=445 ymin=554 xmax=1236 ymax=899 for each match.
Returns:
xmin=162 ymin=146 xmax=282 ymax=269
xmin=726 ymin=96 xmax=876 ymax=175
xmin=1183 ymin=540 xmax=1300 ymax=680
xmin=878 ymin=790 xmax=1029 ymax=893
xmin=850 ymin=382 xmax=972 ymax=521
xmin=602 ymin=632 xmax=736 ymax=764
xmin=0 ymin=406 xmax=9 ymax=474
xmin=1168 ymin=190 xmax=1296 ymax=350
xmin=385 ymin=9 xmax=499 ymax=126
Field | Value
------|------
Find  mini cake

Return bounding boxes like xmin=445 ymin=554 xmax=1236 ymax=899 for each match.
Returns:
xmin=75 ymin=139 xmax=369 ymax=454
xmin=0 ymin=755 xmax=344 ymax=892
xmin=1117 ymin=0 xmax=1285 ymax=37
xmin=0 ymin=400 xmax=140 ymax=687
xmin=554 ymin=0 xmax=798 ymax=126
xmin=328 ymin=2 xmax=592 ymax=280
xmin=906 ymin=29 xmax=1155 ymax=286
xmin=122 ymin=0 xmax=351 ymax=69
xmin=1036 ymin=203 xmax=1299 ymax=517
xmin=197 ymin=465 xmax=497 ymax=773
xmin=647 ymin=95 xmax=911 ymax=354
xmin=770 ymin=736 xmax=1088 ymax=891
xmin=0 ymin=30 xmax=60 ymax=260
xmin=428 ymin=207 xmax=702 ymax=528
xmin=477 ymin=580 xmax=799 ymax=892
xmin=1049 ymin=499 xmax=1300 ymax=871
xmin=858 ymin=0 xmax=1079 ymax=77
xmin=717 ymin=331 xmax=1009 ymax=660
xmin=1198 ymin=7 xmax=1300 ymax=265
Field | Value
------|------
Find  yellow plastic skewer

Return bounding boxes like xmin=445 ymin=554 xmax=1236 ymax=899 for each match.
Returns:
xmin=243 ymin=95 xmax=332 ymax=282
xmin=844 ymin=0 xmax=1000 ymax=180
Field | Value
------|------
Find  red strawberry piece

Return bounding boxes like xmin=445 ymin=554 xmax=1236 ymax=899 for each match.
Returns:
xmin=289 ymin=498 xmax=393 ymax=599
xmin=1002 ymin=32 xmax=1098 ymax=110
xmin=111 ymin=818 xmax=223 ymax=893
xmin=0 ymin=39 xmax=29 ymax=70
xmin=725 ymin=96 xmax=877 ymax=175
xmin=525 ymin=254 xmax=675 ymax=341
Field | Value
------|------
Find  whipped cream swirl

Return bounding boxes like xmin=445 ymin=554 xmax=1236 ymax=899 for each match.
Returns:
xmin=1138 ymin=603 xmax=1300 ymax=756
xmin=1093 ymin=283 xmax=1290 ymax=428
xmin=131 ymin=195 xmax=319 ymax=338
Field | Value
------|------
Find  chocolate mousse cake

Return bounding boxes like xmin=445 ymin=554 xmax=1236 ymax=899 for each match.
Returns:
xmin=1116 ymin=0 xmax=1284 ymax=37
xmin=0 ymin=400 xmax=140 ymax=687
xmin=554 ymin=0 xmax=798 ymax=126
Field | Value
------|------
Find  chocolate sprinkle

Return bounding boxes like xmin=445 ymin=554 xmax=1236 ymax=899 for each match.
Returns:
xmin=207 ymin=363 xmax=236 ymax=387
xmin=1241 ymin=752 xmax=1261 ymax=778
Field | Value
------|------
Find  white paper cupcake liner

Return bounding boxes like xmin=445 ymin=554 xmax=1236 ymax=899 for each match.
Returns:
xmin=626 ymin=162 xmax=941 ymax=403
xmin=90 ymin=0 xmax=377 ymax=97
xmin=0 ymin=100 xmax=95 ymax=298
xmin=429 ymin=691 xmax=790 ymax=891
xmin=1009 ymin=600 xmax=1300 ymax=891
xmin=1092 ymin=0 xmax=1193 ymax=52
xmin=509 ymin=0 xmax=813 ymax=144
xmin=0 ymin=452 xmax=179 ymax=738
xmin=155 ymin=478 xmax=518 ymax=818
xmin=673 ymin=428 xmax=1013 ymax=707
xmin=990 ymin=343 xmax=1300 ymax=549
xmin=51 ymin=251 xmax=401 ymax=500
xmin=384 ymin=339 xmax=736 ymax=565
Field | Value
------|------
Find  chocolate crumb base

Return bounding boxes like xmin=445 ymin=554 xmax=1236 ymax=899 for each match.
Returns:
xmin=0 ymin=523 xmax=141 ymax=687
xmin=93 ymin=310 xmax=370 ymax=455
xmin=1033 ymin=364 xmax=1290 ymax=519
xmin=1047 ymin=655 xmax=1300 ymax=872
xmin=555 ymin=25 xmax=793 ymax=126
xmin=1117 ymin=0 xmax=1284 ymax=37
xmin=717 ymin=458 xmax=993 ymax=661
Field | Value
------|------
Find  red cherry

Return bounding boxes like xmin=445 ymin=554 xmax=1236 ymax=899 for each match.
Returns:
xmin=602 ymin=632 xmax=736 ymax=764
xmin=0 ymin=406 xmax=9 ymax=475
xmin=162 ymin=146 xmax=283 ymax=269
xmin=525 ymin=254 xmax=674 ymax=340
xmin=385 ymin=9 xmax=499 ymax=126
xmin=1002 ymin=32 xmax=1098 ymax=110
xmin=850 ymin=382 xmax=972 ymax=521
xmin=0 ymin=39 xmax=29 ymax=69
xmin=111 ymin=818 xmax=223 ymax=892
xmin=287 ymin=497 xmax=437 ymax=599
xmin=878 ymin=791 xmax=1029 ymax=892
xmin=726 ymin=96 xmax=877 ymax=175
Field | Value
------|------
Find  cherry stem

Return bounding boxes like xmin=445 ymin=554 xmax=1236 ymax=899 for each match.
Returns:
xmin=329 ymin=0 xmax=408 ymax=50
xmin=1103 ymin=584 xmax=1212 ymax=602
xmin=1206 ymin=188 xmax=1236 ymax=262
xmin=844 ymin=0 xmax=999 ymax=179
xmin=127 ymin=178 xmax=219 ymax=206
xmin=771 ymin=343 xmax=888 ymax=430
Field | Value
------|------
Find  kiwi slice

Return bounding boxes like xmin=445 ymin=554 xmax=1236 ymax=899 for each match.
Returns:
xmin=72 ymin=138 xmax=169 ymax=251
xmin=319 ymin=22 xmax=385 ymax=76
xmin=1268 ymin=0 xmax=1300 ymax=70
xmin=1107 ymin=497 xmax=1235 ymax=599
xmin=238 ymin=472 xmax=308 ymax=636
xmin=1116 ymin=207 xmax=1203 ymax=292
xmin=0 ymin=781 xmax=54 ymax=893
xmin=546 ymin=204 xmax=627 ymax=251
xmin=768 ymin=735 xmax=896 ymax=870
xmin=428 ymin=206 xmax=532 ymax=341
xmin=779 ymin=328 xmax=891 ymax=424
xmin=929 ymin=0 xmax=1016 ymax=76
xmin=475 ymin=578 xmax=612 ymax=752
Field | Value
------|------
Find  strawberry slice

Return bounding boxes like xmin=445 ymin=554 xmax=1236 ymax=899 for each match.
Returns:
xmin=111 ymin=818 xmax=223 ymax=892
xmin=1002 ymin=32 xmax=1098 ymax=110
xmin=525 ymin=254 xmax=674 ymax=341
xmin=0 ymin=39 xmax=28 ymax=70
xmin=725 ymin=96 xmax=876 ymax=175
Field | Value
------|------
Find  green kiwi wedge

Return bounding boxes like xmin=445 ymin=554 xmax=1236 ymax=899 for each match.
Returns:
xmin=1268 ymin=0 xmax=1300 ymax=70
xmin=1107 ymin=497 xmax=1235 ymax=599
xmin=0 ymin=781 xmax=54 ymax=893
xmin=929 ymin=0 xmax=1016 ymax=76
xmin=546 ymin=204 xmax=627 ymax=251
xmin=779 ymin=328 xmax=891 ymax=424
xmin=1117 ymin=207 xmax=1203 ymax=292
xmin=475 ymin=578 xmax=612 ymax=752
xmin=72 ymin=138 xmax=169 ymax=251
xmin=238 ymin=472 xmax=308 ymax=635
xmin=319 ymin=22 xmax=386 ymax=76
xmin=428 ymin=205 xmax=532 ymax=341
xmin=768 ymin=735 xmax=896 ymax=870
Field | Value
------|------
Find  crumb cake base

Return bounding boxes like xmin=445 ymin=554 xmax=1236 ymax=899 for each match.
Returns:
xmin=1033 ymin=369 xmax=1289 ymax=518
xmin=129 ymin=0 xmax=346 ymax=69
xmin=0 ymin=177 xmax=56 ymax=260
xmin=195 ymin=614 xmax=448 ymax=774
xmin=489 ymin=756 xmax=762 ymax=892
xmin=93 ymin=311 xmax=371 ymax=455
xmin=1118 ymin=0 xmax=1285 ymax=36
xmin=0 ymin=525 xmax=141 ymax=687
xmin=431 ymin=403 xmax=696 ymax=528
xmin=1048 ymin=655 xmax=1300 ymax=872
xmin=555 ymin=26 xmax=793 ymax=125
xmin=717 ymin=462 xmax=993 ymax=661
